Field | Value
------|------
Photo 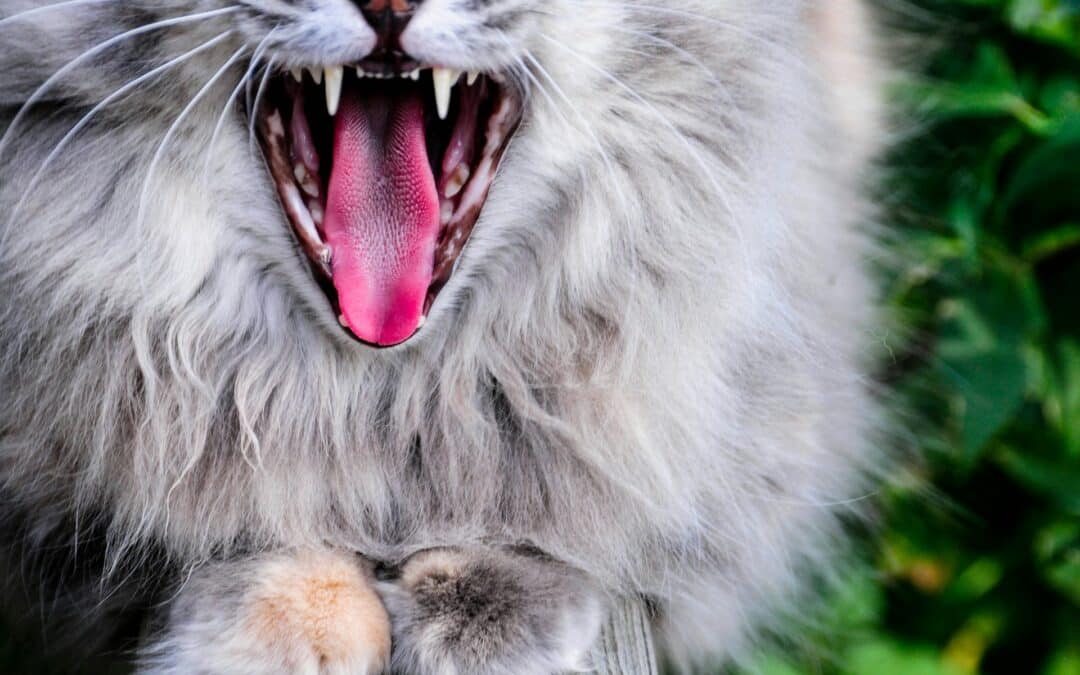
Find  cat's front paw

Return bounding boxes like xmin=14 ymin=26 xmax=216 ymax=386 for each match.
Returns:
xmin=140 ymin=550 xmax=390 ymax=675
xmin=378 ymin=546 xmax=604 ymax=675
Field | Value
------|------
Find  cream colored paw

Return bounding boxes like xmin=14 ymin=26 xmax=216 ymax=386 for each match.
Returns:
xmin=242 ymin=550 xmax=390 ymax=673
xmin=140 ymin=550 xmax=390 ymax=675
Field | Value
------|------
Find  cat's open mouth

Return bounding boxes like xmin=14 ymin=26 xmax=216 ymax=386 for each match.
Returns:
xmin=254 ymin=66 xmax=522 ymax=347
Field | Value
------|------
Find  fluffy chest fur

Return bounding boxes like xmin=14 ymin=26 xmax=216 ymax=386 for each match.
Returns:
xmin=0 ymin=0 xmax=885 ymax=666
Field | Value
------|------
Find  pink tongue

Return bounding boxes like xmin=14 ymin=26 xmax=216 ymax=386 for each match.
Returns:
xmin=323 ymin=87 xmax=439 ymax=346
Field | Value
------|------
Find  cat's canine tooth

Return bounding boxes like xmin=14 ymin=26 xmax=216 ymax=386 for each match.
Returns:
xmin=466 ymin=71 xmax=479 ymax=86
xmin=409 ymin=69 xmax=421 ymax=81
xmin=432 ymin=67 xmax=459 ymax=120
xmin=308 ymin=67 xmax=322 ymax=85
xmin=290 ymin=68 xmax=303 ymax=83
xmin=324 ymin=66 xmax=344 ymax=116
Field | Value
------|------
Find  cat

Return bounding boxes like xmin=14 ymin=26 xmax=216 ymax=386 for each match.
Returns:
xmin=0 ymin=0 xmax=887 ymax=672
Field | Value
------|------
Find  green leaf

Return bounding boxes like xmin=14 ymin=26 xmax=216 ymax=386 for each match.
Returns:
xmin=1007 ymin=0 xmax=1080 ymax=52
xmin=844 ymin=639 xmax=963 ymax=675
xmin=998 ymin=449 xmax=1080 ymax=514
xmin=934 ymin=264 xmax=1046 ymax=461
xmin=1036 ymin=521 xmax=1080 ymax=606
xmin=1045 ymin=645 xmax=1080 ymax=675
xmin=1001 ymin=115 xmax=1080 ymax=218
xmin=1022 ymin=223 xmax=1080 ymax=262
xmin=942 ymin=350 xmax=1029 ymax=460
xmin=1043 ymin=340 xmax=1080 ymax=456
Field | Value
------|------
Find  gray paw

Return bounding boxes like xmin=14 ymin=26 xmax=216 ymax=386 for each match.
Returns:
xmin=377 ymin=546 xmax=604 ymax=675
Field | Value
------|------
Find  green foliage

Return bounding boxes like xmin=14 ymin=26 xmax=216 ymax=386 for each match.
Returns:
xmin=745 ymin=0 xmax=1080 ymax=673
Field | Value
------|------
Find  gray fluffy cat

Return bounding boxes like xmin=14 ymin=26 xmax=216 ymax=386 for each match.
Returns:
xmin=0 ymin=0 xmax=886 ymax=672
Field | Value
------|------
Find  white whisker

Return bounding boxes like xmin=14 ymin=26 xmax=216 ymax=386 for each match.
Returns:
xmin=247 ymin=58 xmax=276 ymax=156
xmin=582 ymin=0 xmax=819 ymax=80
xmin=136 ymin=45 xmax=249 ymax=240
xmin=605 ymin=25 xmax=739 ymax=109
xmin=0 ymin=5 xmax=243 ymax=164
xmin=203 ymin=30 xmax=277 ymax=183
xmin=526 ymin=4 xmax=734 ymax=100
xmin=537 ymin=32 xmax=738 ymax=219
xmin=3 ymin=31 xmax=235 ymax=248
xmin=537 ymin=31 xmax=761 ymax=361
xmin=0 ymin=0 xmax=112 ymax=30
xmin=517 ymin=48 xmax=634 ymax=211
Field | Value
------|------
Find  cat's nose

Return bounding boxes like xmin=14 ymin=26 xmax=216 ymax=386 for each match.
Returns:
xmin=357 ymin=0 xmax=421 ymax=72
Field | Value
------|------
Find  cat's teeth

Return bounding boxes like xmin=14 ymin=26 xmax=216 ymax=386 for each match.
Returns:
xmin=325 ymin=66 xmax=343 ymax=116
xmin=432 ymin=67 xmax=459 ymax=120
xmin=308 ymin=67 xmax=322 ymax=85
xmin=408 ymin=69 xmax=421 ymax=81
xmin=290 ymin=68 xmax=303 ymax=83
xmin=444 ymin=165 xmax=470 ymax=198
xmin=294 ymin=163 xmax=319 ymax=198
xmin=466 ymin=71 xmax=479 ymax=86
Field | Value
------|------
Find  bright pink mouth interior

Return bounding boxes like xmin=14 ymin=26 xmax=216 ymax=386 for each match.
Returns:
xmin=324 ymin=88 xmax=439 ymax=346
xmin=256 ymin=70 xmax=521 ymax=347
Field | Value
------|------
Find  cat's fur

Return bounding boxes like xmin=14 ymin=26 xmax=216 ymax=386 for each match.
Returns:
xmin=0 ymin=0 xmax=886 ymax=671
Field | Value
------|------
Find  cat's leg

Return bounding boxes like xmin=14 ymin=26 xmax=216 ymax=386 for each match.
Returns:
xmin=138 ymin=549 xmax=391 ymax=675
xmin=377 ymin=546 xmax=605 ymax=675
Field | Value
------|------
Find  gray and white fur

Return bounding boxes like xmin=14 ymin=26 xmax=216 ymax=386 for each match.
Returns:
xmin=0 ymin=0 xmax=887 ymax=671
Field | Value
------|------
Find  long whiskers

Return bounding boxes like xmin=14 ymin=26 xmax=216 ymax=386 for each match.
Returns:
xmin=517 ymin=48 xmax=634 ymax=211
xmin=0 ymin=0 xmax=113 ymax=30
xmin=581 ymin=0 xmax=820 ymax=80
xmin=491 ymin=30 xmax=632 ymax=210
xmin=203 ymin=30 xmax=278 ymax=182
xmin=537 ymin=32 xmax=739 ymax=219
xmin=535 ymin=30 xmax=763 ymax=316
xmin=247 ymin=58 xmax=276 ymax=155
xmin=0 ymin=5 xmax=243 ymax=164
xmin=2 ymin=31 xmax=235 ymax=250
xmin=602 ymin=26 xmax=739 ymax=110
xmin=525 ymin=5 xmax=737 ymax=107
xmin=136 ymin=45 xmax=250 ymax=240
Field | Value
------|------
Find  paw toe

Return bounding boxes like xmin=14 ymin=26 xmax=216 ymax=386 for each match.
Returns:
xmin=380 ymin=547 xmax=603 ymax=675
xmin=244 ymin=551 xmax=391 ymax=673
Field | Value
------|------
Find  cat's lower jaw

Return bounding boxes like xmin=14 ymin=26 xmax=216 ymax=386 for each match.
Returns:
xmin=136 ymin=546 xmax=604 ymax=675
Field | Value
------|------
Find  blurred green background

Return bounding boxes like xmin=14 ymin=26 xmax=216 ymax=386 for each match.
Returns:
xmin=4 ymin=0 xmax=1080 ymax=673
xmin=746 ymin=0 xmax=1080 ymax=673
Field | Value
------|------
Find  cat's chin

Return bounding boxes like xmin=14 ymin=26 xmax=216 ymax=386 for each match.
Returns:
xmin=254 ymin=65 xmax=522 ymax=348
